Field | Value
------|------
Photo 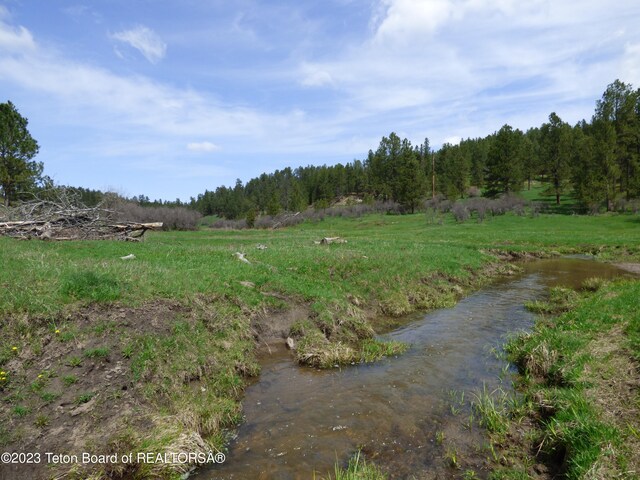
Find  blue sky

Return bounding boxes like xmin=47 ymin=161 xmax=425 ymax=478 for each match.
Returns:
xmin=1 ymin=1 xmax=639 ymax=201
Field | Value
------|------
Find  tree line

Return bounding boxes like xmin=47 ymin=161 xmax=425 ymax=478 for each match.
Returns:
xmin=190 ymin=79 xmax=640 ymax=218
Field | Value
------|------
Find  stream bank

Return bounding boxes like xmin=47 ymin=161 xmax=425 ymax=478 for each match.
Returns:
xmin=199 ymin=258 xmax=635 ymax=479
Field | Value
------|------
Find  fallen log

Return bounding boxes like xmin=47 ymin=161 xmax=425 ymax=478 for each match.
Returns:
xmin=318 ymin=236 xmax=347 ymax=245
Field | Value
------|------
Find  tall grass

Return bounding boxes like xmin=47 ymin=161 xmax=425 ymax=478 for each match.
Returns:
xmin=321 ymin=451 xmax=387 ymax=480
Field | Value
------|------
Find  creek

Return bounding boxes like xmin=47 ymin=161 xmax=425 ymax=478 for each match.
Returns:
xmin=201 ymin=258 xmax=633 ymax=479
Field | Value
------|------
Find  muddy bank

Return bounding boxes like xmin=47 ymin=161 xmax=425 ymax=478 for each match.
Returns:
xmin=614 ymin=262 xmax=640 ymax=275
xmin=0 ymin=298 xmax=257 ymax=480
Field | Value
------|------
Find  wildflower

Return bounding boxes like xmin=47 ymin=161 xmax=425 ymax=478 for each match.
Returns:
xmin=55 ymin=329 xmax=60 ymax=334
xmin=12 ymin=346 xmax=18 ymax=351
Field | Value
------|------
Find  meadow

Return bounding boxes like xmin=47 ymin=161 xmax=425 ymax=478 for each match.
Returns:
xmin=1 ymin=210 xmax=639 ymax=479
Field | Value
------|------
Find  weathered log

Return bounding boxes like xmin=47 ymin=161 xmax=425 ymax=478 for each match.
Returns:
xmin=319 ymin=237 xmax=347 ymax=245
xmin=234 ymin=252 xmax=251 ymax=264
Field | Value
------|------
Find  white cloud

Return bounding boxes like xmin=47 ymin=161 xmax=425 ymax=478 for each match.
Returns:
xmin=374 ymin=0 xmax=453 ymax=40
xmin=0 ymin=22 xmax=36 ymax=52
xmin=187 ymin=141 xmax=220 ymax=152
xmin=111 ymin=25 xmax=167 ymax=64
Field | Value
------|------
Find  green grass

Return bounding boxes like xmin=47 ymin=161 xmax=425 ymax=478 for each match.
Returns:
xmin=486 ymin=280 xmax=640 ymax=479
xmin=519 ymin=181 xmax=580 ymax=214
xmin=60 ymin=270 xmax=123 ymax=302
xmin=75 ymin=392 xmax=94 ymax=405
xmin=471 ymin=385 xmax=510 ymax=436
xmin=62 ymin=375 xmax=78 ymax=386
xmin=323 ymin=450 xmax=388 ymax=480
xmin=12 ymin=405 xmax=30 ymax=417
xmin=2 ymin=212 xmax=639 ymax=318
xmin=83 ymin=347 xmax=110 ymax=359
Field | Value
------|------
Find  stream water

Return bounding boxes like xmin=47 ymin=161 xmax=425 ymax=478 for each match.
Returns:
xmin=200 ymin=258 xmax=633 ymax=480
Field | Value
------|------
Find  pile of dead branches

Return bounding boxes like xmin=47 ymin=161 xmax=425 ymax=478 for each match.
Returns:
xmin=0 ymin=189 xmax=162 ymax=241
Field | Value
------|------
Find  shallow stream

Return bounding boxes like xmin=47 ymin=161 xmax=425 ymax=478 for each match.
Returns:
xmin=200 ymin=258 xmax=633 ymax=479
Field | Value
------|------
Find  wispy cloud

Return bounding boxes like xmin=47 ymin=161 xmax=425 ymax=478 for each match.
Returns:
xmin=300 ymin=63 xmax=334 ymax=87
xmin=111 ymin=25 xmax=167 ymax=63
xmin=297 ymin=0 xmax=640 ymax=144
xmin=0 ymin=22 xmax=36 ymax=51
xmin=0 ymin=19 xmax=272 ymax=139
xmin=187 ymin=141 xmax=220 ymax=153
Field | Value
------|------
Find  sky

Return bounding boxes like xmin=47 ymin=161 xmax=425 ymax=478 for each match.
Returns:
xmin=1 ymin=1 xmax=639 ymax=201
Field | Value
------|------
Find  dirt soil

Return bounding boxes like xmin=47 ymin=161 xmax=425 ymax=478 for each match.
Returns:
xmin=0 ymin=300 xmax=187 ymax=480
xmin=614 ymin=262 xmax=640 ymax=275
xmin=583 ymin=324 xmax=640 ymax=477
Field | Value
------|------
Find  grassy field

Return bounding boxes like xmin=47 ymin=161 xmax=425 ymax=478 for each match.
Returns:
xmin=3 ymin=212 xmax=639 ymax=316
xmin=1 ymin=210 xmax=639 ymax=479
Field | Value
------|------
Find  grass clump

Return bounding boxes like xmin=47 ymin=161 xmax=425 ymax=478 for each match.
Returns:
xmin=83 ymin=346 xmax=110 ymax=360
xmin=359 ymin=338 xmax=408 ymax=362
xmin=471 ymin=385 xmax=510 ymax=436
xmin=62 ymin=375 xmax=78 ymax=386
xmin=75 ymin=392 xmax=94 ymax=405
xmin=34 ymin=414 xmax=49 ymax=428
xmin=323 ymin=450 xmax=387 ymax=480
xmin=292 ymin=304 xmax=408 ymax=368
xmin=524 ymin=286 xmax=579 ymax=314
xmin=66 ymin=355 xmax=83 ymax=367
xmin=60 ymin=270 xmax=122 ymax=302
xmin=12 ymin=405 xmax=30 ymax=417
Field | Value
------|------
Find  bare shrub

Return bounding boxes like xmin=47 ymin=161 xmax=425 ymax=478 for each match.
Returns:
xmin=425 ymin=209 xmax=443 ymax=225
xmin=210 ymin=218 xmax=247 ymax=229
xmin=424 ymin=194 xmax=447 ymax=211
xmin=587 ymin=203 xmax=601 ymax=215
xmin=490 ymin=193 xmax=526 ymax=216
xmin=467 ymin=197 xmax=490 ymax=222
xmin=237 ymin=200 xmax=402 ymax=230
xmin=254 ymin=213 xmax=305 ymax=229
xmin=110 ymin=200 xmax=201 ymax=230
xmin=451 ymin=203 xmax=470 ymax=223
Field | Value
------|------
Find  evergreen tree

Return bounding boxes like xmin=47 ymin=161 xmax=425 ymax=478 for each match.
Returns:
xmin=595 ymin=80 xmax=640 ymax=199
xmin=540 ymin=113 xmax=573 ymax=205
xmin=395 ymin=139 xmax=426 ymax=212
xmin=0 ymin=101 xmax=42 ymax=206
xmin=484 ymin=125 xmax=524 ymax=197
